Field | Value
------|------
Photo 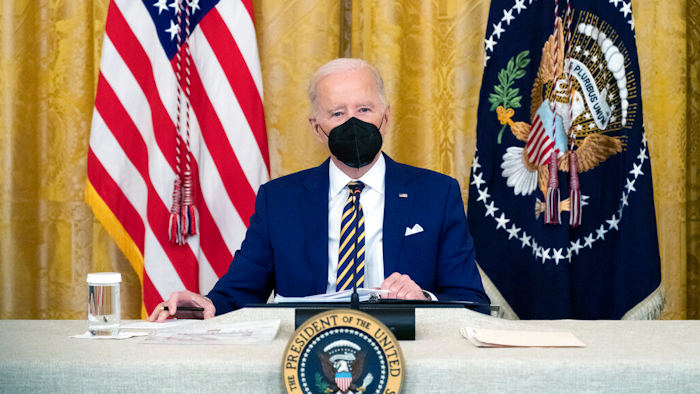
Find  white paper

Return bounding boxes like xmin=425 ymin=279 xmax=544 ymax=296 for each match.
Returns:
xmin=274 ymin=289 xmax=389 ymax=303
xmin=461 ymin=327 xmax=586 ymax=348
xmin=70 ymin=331 xmax=148 ymax=340
xmin=143 ymin=319 xmax=281 ymax=345
xmin=120 ymin=320 xmax=198 ymax=331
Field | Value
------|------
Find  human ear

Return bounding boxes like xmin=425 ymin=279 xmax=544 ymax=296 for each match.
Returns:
xmin=380 ymin=105 xmax=391 ymax=136
xmin=309 ymin=117 xmax=327 ymax=144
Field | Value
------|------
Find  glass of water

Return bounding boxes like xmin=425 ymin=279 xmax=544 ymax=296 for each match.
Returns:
xmin=87 ymin=272 xmax=122 ymax=336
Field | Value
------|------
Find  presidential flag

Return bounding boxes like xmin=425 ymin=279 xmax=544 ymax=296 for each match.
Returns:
xmin=86 ymin=0 xmax=268 ymax=315
xmin=468 ymin=0 xmax=663 ymax=319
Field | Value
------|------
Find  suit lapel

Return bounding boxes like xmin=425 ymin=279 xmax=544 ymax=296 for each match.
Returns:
xmin=301 ymin=159 xmax=331 ymax=294
xmin=382 ymin=154 xmax=414 ymax=277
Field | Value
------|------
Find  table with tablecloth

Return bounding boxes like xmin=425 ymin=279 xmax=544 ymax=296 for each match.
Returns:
xmin=1 ymin=308 xmax=698 ymax=393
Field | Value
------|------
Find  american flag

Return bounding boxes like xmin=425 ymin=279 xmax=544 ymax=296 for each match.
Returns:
xmin=86 ymin=0 xmax=268 ymax=316
xmin=525 ymin=112 xmax=555 ymax=167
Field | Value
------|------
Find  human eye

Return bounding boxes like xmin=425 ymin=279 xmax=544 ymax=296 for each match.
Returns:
xmin=359 ymin=107 xmax=371 ymax=113
xmin=331 ymin=111 xmax=343 ymax=117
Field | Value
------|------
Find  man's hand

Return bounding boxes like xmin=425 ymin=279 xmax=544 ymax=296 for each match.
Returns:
xmin=380 ymin=273 xmax=430 ymax=300
xmin=147 ymin=290 xmax=216 ymax=322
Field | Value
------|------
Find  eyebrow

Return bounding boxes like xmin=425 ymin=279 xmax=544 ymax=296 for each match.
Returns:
xmin=326 ymin=105 xmax=346 ymax=113
xmin=325 ymin=102 xmax=375 ymax=114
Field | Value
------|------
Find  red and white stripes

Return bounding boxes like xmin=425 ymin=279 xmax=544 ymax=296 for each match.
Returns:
xmin=526 ymin=113 xmax=556 ymax=166
xmin=87 ymin=0 xmax=268 ymax=315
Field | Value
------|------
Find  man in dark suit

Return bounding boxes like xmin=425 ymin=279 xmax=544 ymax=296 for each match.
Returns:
xmin=149 ymin=58 xmax=488 ymax=321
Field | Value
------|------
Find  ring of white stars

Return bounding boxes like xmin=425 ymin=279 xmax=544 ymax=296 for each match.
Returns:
xmin=470 ymin=131 xmax=649 ymax=265
xmin=609 ymin=0 xmax=635 ymax=30
xmin=484 ymin=0 xmax=635 ymax=68
xmin=483 ymin=0 xmax=535 ymax=67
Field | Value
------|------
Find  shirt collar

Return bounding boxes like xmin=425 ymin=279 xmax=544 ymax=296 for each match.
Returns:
xmin=329 ymin=154 xmax=386 ymax=200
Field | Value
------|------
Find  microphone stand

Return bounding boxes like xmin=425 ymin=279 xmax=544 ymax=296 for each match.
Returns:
xmin=350 ymin=187 xmax=360 ymax=311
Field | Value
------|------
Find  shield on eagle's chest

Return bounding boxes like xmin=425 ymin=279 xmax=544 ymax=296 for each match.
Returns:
xmin=335 ymin=372 xmax=352 ymax=392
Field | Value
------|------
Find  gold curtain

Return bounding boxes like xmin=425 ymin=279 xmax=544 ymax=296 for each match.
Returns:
xmin=633 ymin=1 xmax=695 ymax=319
xmin=0 ymin=0 xmax=141 ymax=319
xmin=686 ymin=0 xmax=700 ymax=319
xmin=254 ymin=0 xmax=341 ymax=178
xmin=0 ymin=0 xmax=697 ymax=320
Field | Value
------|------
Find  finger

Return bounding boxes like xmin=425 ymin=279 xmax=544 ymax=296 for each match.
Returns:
xmin=389 ymin=275 xmax=411 ymax=292
xmin=149 ymin=301 xmax=174 ymax=322
xmin=381 ymin=290 xmax=396 ymax=299
xmin=407 ymin=289 xmax=425 ymax=300
xmin=156 ymin=310 xmax=171 ymax=322
xmin=395 ymin=275 xmax=420 ymax=299
xmin=150 ymin=306 xmax=171 ymax=323
xmin=166 ymin=292 xmax=182 ymax=316
xmin=147 ymin=303 xmax=164 ymax=322
xmin=155 ymin=291 xmax=186 ymax=320
xmin=203 ymin=307 xmax=216 ymax=319
xmin=380 ymin=278 xmax=395 ymax=298
xmin=389 ymin=280 xmax=405 ymax=293
xmin=381 ymin=281 xmax=400 ymax=299
xmin=388 ymin=282 xmax=407 ymax=299
xmin=381 ymin=272 xmax=406 ymax=293
xmin=169 ymin=290 xmax=197 ymax=316
xmin=203 ymin=296 xmax=216 ymax=319
xmin=396 ymin=284 xmax=414 ymax=300
xmin=380 ymin=273 xmax=400 ymax=290
xmin=398 ymin=274 xmax=412 ymax=285
xmin=389 ymin=272 xmax=403 ymax=279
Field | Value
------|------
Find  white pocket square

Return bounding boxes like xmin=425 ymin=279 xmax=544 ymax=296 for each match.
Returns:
xmin=404 ymin=224 xmax=424 ymax=236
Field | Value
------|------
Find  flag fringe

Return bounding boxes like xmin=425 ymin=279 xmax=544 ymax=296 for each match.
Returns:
xmin=621 ymin=284 xmax=666 ymax=320
xmin=479 ymin=262 xmax=665 ymax=320
xmin=85 ymin=180 xmax=148 ymax=319
xmin=477 ymin=264 xmax=520 ymax=320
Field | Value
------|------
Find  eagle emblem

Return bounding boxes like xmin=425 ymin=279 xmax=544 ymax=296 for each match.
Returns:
xmin=495 ymin=17 xmax=627 ymax=225
xmin=283 ymin=310 xmax=403 ymax=394
xmin=317 ymin=340 xmax=373 ymax=394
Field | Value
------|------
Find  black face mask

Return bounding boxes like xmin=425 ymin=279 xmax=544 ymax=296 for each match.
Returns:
xmin=320 ymin=116 xmax=384 ymax=168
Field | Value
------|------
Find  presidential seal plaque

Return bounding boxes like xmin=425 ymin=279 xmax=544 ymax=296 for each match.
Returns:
xmin=282 ymin=309 xmax=404 ymax=394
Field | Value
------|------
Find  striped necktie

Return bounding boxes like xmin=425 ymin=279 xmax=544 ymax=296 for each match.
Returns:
xmin=336 ymin=181 xmax=365 ymax=292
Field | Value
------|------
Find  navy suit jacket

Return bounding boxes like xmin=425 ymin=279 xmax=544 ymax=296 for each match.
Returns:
xmin=207 ymin=154 xmax=489 ymax=314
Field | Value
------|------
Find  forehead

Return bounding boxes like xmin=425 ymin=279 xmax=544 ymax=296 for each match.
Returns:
xmin=316 ymin=68 xmax=381 ymax=110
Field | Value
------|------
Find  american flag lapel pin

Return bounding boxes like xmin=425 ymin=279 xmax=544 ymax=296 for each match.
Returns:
xmin=399 ymin=193 xmax=408 ymax=198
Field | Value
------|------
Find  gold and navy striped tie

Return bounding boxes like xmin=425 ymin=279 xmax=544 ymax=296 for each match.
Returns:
xmin=336 ymin=181 xmax=365 ymax=292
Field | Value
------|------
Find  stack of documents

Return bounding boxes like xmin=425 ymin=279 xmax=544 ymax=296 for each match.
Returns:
xmin=120 ymin=320 xmax=197 ymax=332
xmin=274 ymin=289 xmax=389 ymax=303
xmin=461 ymin=327 xmax=586 ymax=348
xmin=144 ymin=319 xmax=281 ymax=345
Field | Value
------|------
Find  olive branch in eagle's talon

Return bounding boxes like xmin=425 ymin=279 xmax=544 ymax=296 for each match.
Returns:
xmin=488 ymin=50 xmax=530 ymax=144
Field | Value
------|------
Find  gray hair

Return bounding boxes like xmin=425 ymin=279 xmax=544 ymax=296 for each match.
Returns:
xmin=307 ymin=58 xmax=386 ymax=116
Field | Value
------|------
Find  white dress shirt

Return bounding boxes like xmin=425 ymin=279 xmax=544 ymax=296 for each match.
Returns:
xmin=326 ymin=155 xmax=385 ymax=293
